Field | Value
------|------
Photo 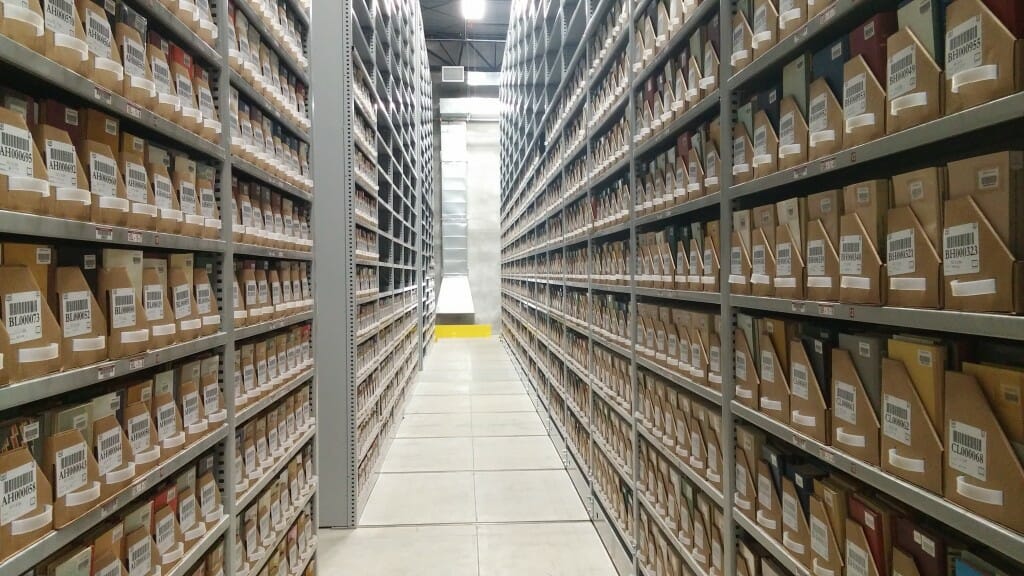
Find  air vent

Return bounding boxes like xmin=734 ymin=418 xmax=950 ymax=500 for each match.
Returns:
xmin=442 ymin=66 xmax=466 ymax=83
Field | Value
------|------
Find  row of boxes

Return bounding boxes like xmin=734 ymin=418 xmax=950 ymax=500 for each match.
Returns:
xmin=0 ymin=357 xmax=225 ymax=560
xmin=731 ymin=150 xmax=1023 ymax=312
xmin=232 ymin=178 xmax=312 ymax=250
xmin=590 ymin=116 xmax=632 ymax=180
xmin=594 ymin=441 xmax=635 ymax=545
xmin=588 ymin=239 xmax=630 ymax=284
xmin=233 ymin=382 xmax=313 ymax=500
xmin=0 ymin=94 xmax=221 ymax=236
xmin=355 ymin=332 xmax=416 ymax=464
xmin=562 ymin=367 xmax=591 ymax=424
xmin=635 ymin=10 xmax=720 ymax=144
xmin=236 ymin=444 xmax=315 ymax=575
xmin=591 ymin=177 xmax=631 ymax=233
xmin=734 ymin=313 xmax=1024 ymax=535
xmin=29 ymin=451 xmax=226 ymax=576
xmin=0 ymin=247 xmax=221 ymax=384
xmin=232 ymin=259 xmax=312 ymax=326
xmin=233 ymin=324 xmax=312 ymax=408
xmin=636 ymin=220 xmax=722 ymax=292
xmin=591 ymin=52 xmax=630 ymax=131
xmin=593 ymin=340 xmax=634 ymax=413
xmin=231 ymin=0 xmax=307 ymax=74
xmin=737 ymin=419 xmax=1022 ymax=575
xmin=355 ymin=268 xmax=378 ymax=297
xmin=589 ymin=0 xmax=630 ymax=77
xmin=636 ymin=302 xmax=723 ymax=392
xmin=352 ymin=305 xmax=415 ymax=375
xmin=593 ymin=392 xmax=633 ymax=480
xmin=228 ymin=0 xmax=310 ymax=134
xmin=229 ymin=88 xmax=311 ymax=192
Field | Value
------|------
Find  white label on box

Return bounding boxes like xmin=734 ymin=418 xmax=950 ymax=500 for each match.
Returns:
xmin=710 ymin=346 xmax=721 ymax=373
xmin=949 ymin=420 xmax=987 ymax=481
xmin=0 ymin=122 xmax=35 ymax=178
xmin=258 ymin=280 xmax=269 ymax=305
xmin=96 ymin=427 xmax=122 ymax=475
xmin=736 ymin=462 xmax=748 ymax=496
xmin=752 ymin=244 xmax=766 ymax=275
xmin=61 ymin=290 xmax=92 ymax=338
xmin=754 ymin=124 xmax=767 ymax=156
xmin=807 ymin=239 xmax=826 ymax=277
xmin=256 ymin=436 xmax=268 ymax=462
xmin=731 ymin=246 xmax=743 ymax=276
xmin=245 ymin=445 xmax=256 ymax=476
xmin=173 ymin=284 xmax=191 ymax=319
xmin=735 ymin=350 xmax=748 ymax=381
xmin=258 ymin=510 xmax=270 ymax=539
xmin=204 ymin=382 xmax=219 ymax=413
xmin=157 ymin=402 xmax=176 ymax=440
xmin=733 ymin=23 xmax=745 ymax=52
xmin=144 ymin=284 xmax=164 ymax=322
xmin=156 ymin=513 xmax=174 ymax=552
xmin=85 ymin=9 xmax=113 ymax=57
xmin=56 ymin=442 xmax=88 ymax=498
xmin=96 ymin=560 xmax=121 ymax=576
xmin=834 ymin=380 xmax=858 ymax=425
xmin=844 ymin=73 xmax=867 ymax=118
xmin=943 ymin=222 xmax=980 ymax=275
xmin=152 ymin=175 xmax=173 ymax=209
xmin=198 ymin=85 xmax=216 ymax=118
xmin=978 ymin=168 xmax=999 ymax=189
xmin=809 ymin=93 xmax=828 ymax=133
xmin=810 ymin=515 xmax=830 ymax=559
xmin=1 ymin=462 xmax=37 ymax=525
xmin=200 ymin=187 xmax=216 ymax=217
xmin=127 ymin=414 xmax=150 ymax=454
xmin=840 ymin=234 xmax=863 ymax=275
xmin=776 ymin=242 xmax=792 ymax=277
xmin=179 ymin=181 xmax=198 ymax=215
xmin=201 ymin=480 xmax=217 ymax=516
xmin=753 ymin=4 xmax=768 ymax=34
xmin=245 ymin=524 xmax=258 ymax=555
xmin=196 ymin=283 xmax=212 ymax=315
xmin=46 ymin=139 xmax=77 ymax=188
xmin=90 ymin=152 xmax=118 ymax=197
xmin=182 ymin=391 xmax=200 ymax=427
xmin=5 ymin=290 xmax=42 ymax=344
xmin=123 ymin=37 xmax=147 ymax=78
xmin=111 ymin=288 xmax=137 ymax=329
xmin=887 ymin=229 xmax=916 ymax=275
xmin=758 ymin=472 xmax=773 ymax=508
xmin=44 ymin=0 xmax=75 ymax=37
xmin=946 ymin=16 xmax=982 ymax=77
xmin=780 ymin=112 xmax=796 ymax=147
xmin=151 ymin=58 xmax=172 ymax=95
xmin=128 ymin=537 xmax=151 ymax=575
xmin=888 ymin=45 xmax=917 ymax=98
xmin=791 ymin=362 xmax=809 ymax=400
xmin=243 ymin=364 xmax=255 ymax=391
xmin=846 ymin=540 xmax=870 ymax=576
xmin=883 ymin=394 xmax=912 ymax=446
xmin=759 ymin=351 xmax=776 ymax=385
xmin=125 ymin=162 xmax=148 ymax=203
xmin=179 ymin=493 xmax=196 ymax=530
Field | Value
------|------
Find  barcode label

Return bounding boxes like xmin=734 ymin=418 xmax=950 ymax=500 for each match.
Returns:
xmin=62 ymin=290 xmax=92 ymax=338
xmin=144 ymin=284 xmax=164 ymax=322
xmin=883 ymin=394 xmax=912 ymax=446
xmin=843 ymin=73 xmax=867 ymax=119
xmin=111 ymin=288 xmax=137 ymax=330
xmin=176 ymin=73 xmax=194 ymax=103
xmin=5 ymin=291 xmax=42 ymax=344
xmin=96 ymin=560 xmax=121 ymax=576
xmin=56 ymin=443 xmax=88 ymax=498
xmin=200 ymin=188 xmax=216 ymax=217
xmin=0 ymin=122 xmax=34 ymax=178
xmin=44 ymin=0 xmax=75 ymax=36
xmin=760 ymin=350 xmax=775 ymax=383
xmin=46 ymin=139 xmax=78 ymax=188
xmin=946 ymin=16 xmax=982 ymax=77
xmin=243 ymin=364 xmax=255 ymax=391
xmin=733 ymin=23 xmax=745 ymax=52
xmin=128 ymin=536 xmax=151 ymax=575
xmin=128 ymin=414 xmax=150 ymax=454
xmin=258 ymin=280 xmax=269 ymax=304
xmin=888 ymin=45 xmax=917 ymax=98
xmin=201 ymin=480 xmax=217 ymax=516
xmin=887 ymin=229 xmax=916 ymax=276
xmin=245 ymin=445 xmax=256 ymax=475
xmin=90 ymin=152 xmax=118 ymax=197
xmin=733 ymin=350 xmax=747 ymax=381
xmin=0 ymin=462 xmax=37 ymax=526
xmin=846 ymin=540 xmax=869 ymax=576
xmin=810 ymin=515 xmax=830 ymax=560
xmin=85 ymin=9 xmax=112 ymax=58
xmin=256 ymin=359 xmax=268 ymax=387
xmin=752 ymin=244 xmax=766 ymax=275
xmin=791 ymin=362 xmax=809 ymax=400
xmin=943 ymin=223 xmax=980 ymax=276
xmin=97 ymin=427 xmax=122 ymax=475
xmin=776 ymin=242 xmax=792 ymax=277
xmin=173 ymin=284 xmax=191 ymax=319
xmin=179 ymin=181 xmax=198 ymax=215
xmin=196 ymin=283 xmax=212 ymax=314
xmin=123 ymin=37 xmax=147 ymax=78
xmin=246 ymin=281 xmax=258 ymax=303
xmin=178 ymin=494 xmax=196 ymax=530
xmin=779 ymin=112 xmax=795 ymax=147
xmin=152 ymin=58 xmax=172 ymax=94
xmin=156 ymin=514 xmax=174 ymax=550
xmin=182 ymin=392 xmax=200 ymax=426
xmin=753 ymin=4 xmax=768 ymax=34
xmin=154 ymin=175 xmax=173 ymax=208
xmin=753 ymin=125 xmax=767 ymax=158
xmin=949 ymin=420 xmax=987 ymax=481
xmin=730 ymin=246 xmax=743 ymax=276
xmin=204 ymin=382 xmax=219 ymax=413
xmin=809 ymin=93 xmax=828 ymax=133
xmin=834 ymin=380 xmax=857 ymax=425
xmin=839 ymin=234 xmax=863 ymax=276
xmin=125 ymin=162 xmax=148 ymax=203
xmin=157 ymin=403 xmax=177 ymax=440
xmin=782 ymin=490 xmax=798 ymax=530
xmin=806 ymin=239 xmax=826 ymax=277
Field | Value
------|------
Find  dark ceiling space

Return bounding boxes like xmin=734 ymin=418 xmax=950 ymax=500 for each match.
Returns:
xmin=420 ymin=0 xmax=511 ymax=71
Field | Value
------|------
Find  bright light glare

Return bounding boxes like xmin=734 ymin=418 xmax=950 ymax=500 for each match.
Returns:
xmin=462 ymin=0 xmax=485 ymax=20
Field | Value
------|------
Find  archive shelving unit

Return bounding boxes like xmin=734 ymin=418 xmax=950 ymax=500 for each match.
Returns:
xmin=313 ymin=0 xmax=435 ymax=528
xmin=0 ymin=0 xmax=317 ymax=575
xmin=498 ymin=0 xmax=1024 ymax=575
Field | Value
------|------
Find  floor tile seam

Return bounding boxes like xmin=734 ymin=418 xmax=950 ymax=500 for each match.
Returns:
xmin=378 ymin=467 xmax=568 ymax=474
xmin=356 ymin=519 xmax=597 ymax=529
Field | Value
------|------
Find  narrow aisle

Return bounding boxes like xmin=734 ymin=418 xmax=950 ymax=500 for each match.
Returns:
xmin=319 ymin=337 xmax=618 ymax=575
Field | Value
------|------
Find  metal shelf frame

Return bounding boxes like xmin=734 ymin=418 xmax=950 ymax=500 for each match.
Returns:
xmin=499 ymin=0 xmax=1024 ymax=575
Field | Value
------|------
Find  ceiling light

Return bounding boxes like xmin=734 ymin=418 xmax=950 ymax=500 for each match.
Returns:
xmin=462 ymin=0 xmax=485 ymax=20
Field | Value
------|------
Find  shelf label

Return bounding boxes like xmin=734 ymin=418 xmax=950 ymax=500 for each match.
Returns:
xmin=126 ymin=104 xmax=142 ymax=120
xmin=129 ymin=356 xmax=146 ymax=370
xmin=97 ymin=364 xmax=116 ymax=380
xmin=94 ymin=86 xmax=113 ymax=105
xmin=95 ymin=226 xmax=113 ymax=241
xmin=127 ymin=230 xmax=143 ymax=243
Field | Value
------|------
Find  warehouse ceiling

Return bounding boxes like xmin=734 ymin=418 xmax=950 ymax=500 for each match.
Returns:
xmin=420 ymin=0 xmax=511 ymax=71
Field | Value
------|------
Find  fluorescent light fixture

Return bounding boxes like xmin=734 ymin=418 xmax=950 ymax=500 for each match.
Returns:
xmin=462 ymin=0 xmax=485 ymax=20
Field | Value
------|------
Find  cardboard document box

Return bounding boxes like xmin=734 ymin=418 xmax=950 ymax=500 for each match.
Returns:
xmin=731 ymin=210 xmax=753 ymax=294
xmin=0 ymin=446 xmax=54 ymax=560
xmin=808 ymin=493 xmax=844 ymax=576
xmin=886 ymin=167 xmax=944 ymax=308
xmin=944 ymin=0 xmax=1024 ymax=114
xmin=123 ymin=400 xmax=159 ymax=474
xmin=845 ymin=517 xmax=881 ymax=576
xmin=34 ymin=102 xmax=92 ymax=220
xmin=752 ymin=108 xmax=779 ymax=178
xmin=806 ymin=190 xmax=841 ymax=300
xmin=148 ymin=31 xmax=181 ymax=122
xmin=169 ymin=266 xmax=201 ymax=341
xmin=751 ymin=206 xmax=777 ymax=296
xmin=120 ymin=132 xmax=157 ymax=229
xmin=116 ymin=4 xmax=155 ymax=107
xmin=778 ymin=96 xmax=808 ymax=170
xmin=0 ymin=0 xmax=45 ymax=54
xmin=0 ymin=265 xmax=62 ymax=381
xmin=80 ymin=1 xmax=123 ymax=94
xmin=702 ymin=223 xmax=721 ymax=292
xmin=45 ymin=428 xmax=101 ymax=528
xmin=751 ymin=0 xmax=778 ymax=59
xmin=943 ymin=151 xmax=1024 ymax=312
xmin=808 ymin=78 xmax=844 ymax=160
xmin=732 ymin=12 xmax=754 ymax=72
xmin=55 ymin=266 xmax=108 ymax=369
xmin=758 ymin=328 xmax=791 ymax=424
xmin=844 ymin=55 xmax=887 ymax=148
xmin=881 ymin=349 xmax=943 ymax=494
xmin=142 ymin=265 xmax=176 ymax=348
xmin=789 ymin=339 xmax=829 ymax=443
xmin=774 ymin=198 xmax=806 ymax=299
xmin=944 ymin=370 xmax=1024 ymax=533
xmin=777 ymin=0 xmax=807 ymax=38
xmin=41 ymin=0 xmax=90 ymax=75
xmin=755 ymin=458 xmax=783 ymax=539
xmin=831 ymin=346 xmax=881 ymax=465
xmin=152 ymin=385 xmax=185 ymax=460
xmin=734 ymin=444 xmax=759 ymax=520
xmin=839 ymin=213 xmax=885 ymax=304
xmin=93 ymin=407 xmax=133 ymax=498
xmin=0 ymin=106 xmax=52 ymax=216
xmin=893 ymin=516 xmax=946 ymax=576
xmin=735 ymin=326 xmax=761 ymax=409
xmin=780 ymin=477 xmax=812 ymax=567
xmin=886 ymin=26 xmax=944 ymax=134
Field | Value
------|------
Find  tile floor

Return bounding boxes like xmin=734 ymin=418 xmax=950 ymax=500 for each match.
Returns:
xmin=319 ymin=337 xmax=619 ymax=575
